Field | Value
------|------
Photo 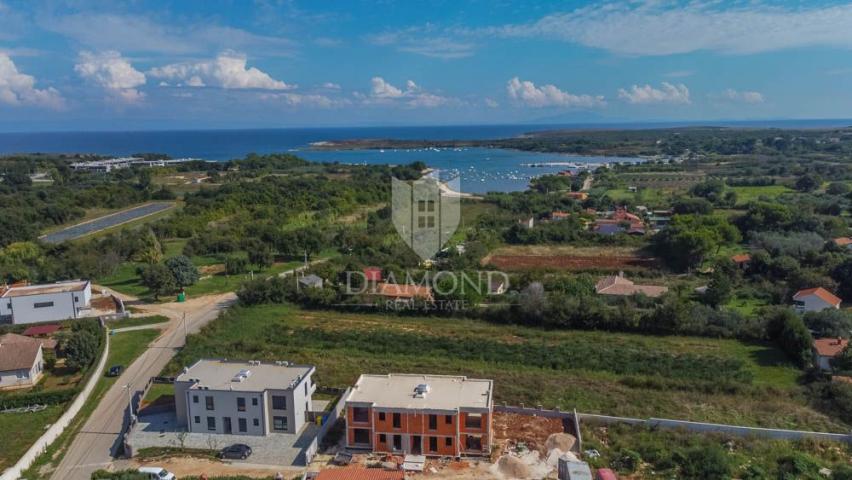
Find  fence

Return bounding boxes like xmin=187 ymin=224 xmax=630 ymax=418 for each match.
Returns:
xmin=304 ymin=387 xmax=351 ymax=464
xmin=0 ymin=326 xmax=110 ymax=480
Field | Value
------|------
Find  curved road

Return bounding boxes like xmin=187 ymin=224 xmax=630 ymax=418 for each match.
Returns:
xmin=48 ymin=292 xmax=236 ymax=480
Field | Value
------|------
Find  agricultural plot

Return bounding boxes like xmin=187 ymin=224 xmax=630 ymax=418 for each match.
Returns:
xmin=730 ymin=185 xmax=793 ymax=205
xmin=483 ymin=245 xmax=658 ymax=271
xmin=166 ymin=304 xmax=847 ymax=432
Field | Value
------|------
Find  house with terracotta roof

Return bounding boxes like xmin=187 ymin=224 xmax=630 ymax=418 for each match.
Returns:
xmin=730 ymin=254 xmax=752 ymax=268
xmin=813 ymin=338 xmax=849 ymax=371
xmin=792 ymin=287 xmax=842 ymax=313
xmin=550 ymin=211 xmax=572 ymax=221
xmin=566 ymin=191 xmax=588 ymax=201
xmin=0 ymin=333 xmax=45 ymax=390
xmin=363 ymin=267 xmax=383 ymax=283
xmin=595 ymin=272 xmax=668 ymax=298
xmin=833 ymin=237 xmax=852 ymax=249
xmin=374 ymin=283 xmax=434 ymax=303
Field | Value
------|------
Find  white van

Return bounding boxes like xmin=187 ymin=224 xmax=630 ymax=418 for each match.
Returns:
xmin=138 ymin=467 xmax=176 ymax=480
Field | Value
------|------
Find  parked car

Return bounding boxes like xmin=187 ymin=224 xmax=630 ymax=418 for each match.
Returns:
xmin=219 ymin=443 xmax=253 ymax=460
xmin=106 ymin=365 xmax=124 ymax=377
xmin=138 ymin=466 xmax=176 ymax=479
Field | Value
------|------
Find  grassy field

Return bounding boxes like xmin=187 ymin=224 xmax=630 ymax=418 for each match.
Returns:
xmin=106 ymin=315 xmax=170 ymax=330
xmin=0 ymin=405 xmax=65 ymax=471
xmin=165 ymin=304 xmax=847 ymax=432
xmin=605 ymin=187 xmax=672 ymax=206
xmin=20 ymin=328 xmax=160 ymax=479
xmin=730 ymin=185 xmax=793 ymax=205
xmin=582 ymin=420 xmax=851 ymax=479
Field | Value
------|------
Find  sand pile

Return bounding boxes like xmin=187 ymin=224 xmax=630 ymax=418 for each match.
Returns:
xmin=544 ymin=433 xmax=576 ymax=453
xmin=496 ymin=455 xmax=531 ymax=479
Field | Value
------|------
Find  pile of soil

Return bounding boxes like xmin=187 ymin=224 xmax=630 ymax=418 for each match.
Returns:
xmin=496 ymin=455 xmax=530 ymax=479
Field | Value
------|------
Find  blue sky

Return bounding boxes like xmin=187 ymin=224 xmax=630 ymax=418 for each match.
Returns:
xmin=0 ymin=0 xmax=851 ymax=131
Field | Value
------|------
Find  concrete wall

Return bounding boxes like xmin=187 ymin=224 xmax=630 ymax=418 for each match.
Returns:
xmin=0 ymin=347 xmax=43 ymax=390
xmin=0 ymin=327 xmax=107 ymax=480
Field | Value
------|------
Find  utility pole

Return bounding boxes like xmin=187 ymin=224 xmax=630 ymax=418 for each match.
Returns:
xmin=124 ymin=383 xmax=134 ymax=419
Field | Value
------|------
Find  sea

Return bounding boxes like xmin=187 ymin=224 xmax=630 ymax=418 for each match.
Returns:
xmin=2 ymin=120 xmax=846 ymax=193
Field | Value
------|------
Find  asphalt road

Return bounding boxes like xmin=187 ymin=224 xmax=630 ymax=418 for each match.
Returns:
xmin=48 ymin=292 xmax=236 ymax=480
xmin=40 ymin=203 xmax=175 ymax=244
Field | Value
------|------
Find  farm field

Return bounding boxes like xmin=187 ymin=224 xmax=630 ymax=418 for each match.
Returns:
xmin=730 ymin=185 xmax=793 ymax=204
xmin=483 ymin=245 xmax=658 ymax=271
xmin=165 ymin=304 xmax=847 ymax=432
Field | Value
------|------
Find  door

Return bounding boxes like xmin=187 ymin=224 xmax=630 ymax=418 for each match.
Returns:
xmin=411 ymin=435 xmax=422 ymax=454
xmin=223 ymin=417 xmax=232 ymax=434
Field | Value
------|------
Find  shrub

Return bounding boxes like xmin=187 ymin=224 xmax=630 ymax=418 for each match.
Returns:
xmin=676 ymin=445 xmax=732 ymax=479
xmin=225 ymin=256 xmax=249 ymax=275
xmin=165 ymin=255 xmax=199 ymax=287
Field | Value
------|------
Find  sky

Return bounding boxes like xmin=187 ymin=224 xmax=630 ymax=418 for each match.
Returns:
xmin=0 ymin=0 xmax=851 ymax=131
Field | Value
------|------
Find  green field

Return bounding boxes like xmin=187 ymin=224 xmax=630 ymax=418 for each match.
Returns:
xmin=0 ymin=405 xmax=65 ymax=471
xmin=166 ymin=304 xmax=846 ymax=432
xmin=730 ymin=185 xmax=792 ymax=205
xmin=604 ymin=187 xmax=671 ymax=206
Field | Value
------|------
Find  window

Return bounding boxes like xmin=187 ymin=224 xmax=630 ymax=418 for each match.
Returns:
xmin=237 ymin=397 xmax=246 ymax=412
xmin=272 ymin=395 xmax=287 ymax=410
xmin=379 ymin=434 xmax=387 ymax=443
xmin=252 ymin=398 xmax=258 ymax=406
xmin=33 ymin=301 xmax=54 ymax=309
xmin=352 ymin=407 xmax=369 ymax=423
xmin=428 ymin=414 xmax=438 ymax=430
xmin=205 ymin=396 xmax=214 ymax=411
xmin=192 ymin=395 xmax=199 ymax=404
xmin=206 ymin=417 xmax=216 ymax=431
xmin=74 ymin=296 xmax=79 ymax=302
xmin=253 ymin=418 xmax=259 ymax=427
xmin=445 ymin=415 xmax=453 ymax=424
xmin=464 ymin=413 xmax=482 ymax=429
xmin=466 ymin=435 xmax=482 ymax=451
xmin=378 ymin=412 xmax=386 ymax=421
xmin=238 ymin=418 xmax=247 ymax=432
xmin=305 ymin=381 xmax=308 ymax=395
xmin=194 ymin=416 xmax=200 ymax=424
xmin=273 ymin=416 xmax=288 ymax=431
xmin=416 ymin=199 xmax=436 ymax=229
xmin=445 ymin=437 xmax=453 ymax=447
xmin=393 ymin=435 xmax=402 ymax=450
xmin=392 ymin=412 xmax=401 ymax=428
xmin=353 ymin=428 xmax=370 ymax=444
xmin=429 ymin=437 xmax=438 ymax=452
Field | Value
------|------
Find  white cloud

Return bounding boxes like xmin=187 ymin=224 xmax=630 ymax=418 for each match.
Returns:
xmin=366 ymin=77 xmax=455 ymax=108
xmin=483 ymin=2 xmax=852 ymax=56
xmin=617 ymin=82 xmax=690 ymax=105
xmin=718 ymin=89 xmax=765 ymax=104
xmin=506 ymin=77 xmax=604 ymax=108
xmin=370 ymin=77 xmax=404 ymax=99
xmin=40 ymin=13 xmax=295 ymax=57
xmin=149 ymin=52 xmax=294 ymax=90
xmin=663 ymin=70 xmax=694 ymax=78
xmin=484 ymin=98 xmax=499 ymax=108
xmin=74 ymin=50 xmax=146 ymax=103
xmin=259 ymin=92 xmax=347 ymax=108
xmin=367 ymin=28 xmax=476 ymax=59
xmin=321 ymin=82 xmax=341 ymax=90
xmin=0 ymin=53 xmax=65 ymax=109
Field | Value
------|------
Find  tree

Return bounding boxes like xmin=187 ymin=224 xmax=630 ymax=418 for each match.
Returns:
xmin=830 ymin=259 xmax=852 ymax=301
xmin=653 ymin=215 xmax=742 ymax=271
xmin=831 ymin=346 xmax=852 ymax=373
xmin=131 ymin=229 xmax=162 ymax=265
xmin=64 ymin=330 xmax=98 ymax=371
xmin=794 ymin=174 xmax=820 ymax=192
xmin=165 ymin=255 xmax=199 ymax=287
xmin=141 ymin=263 xmax=177 ymax=299
xmin=767 ymin=307 xmax=814 ymax=367
xmin=827 ymin=182 xmax=851 ymax=196
xmin=803 ymin=309 xmax=852 ymax=338
xmin=704 ymin=270 xmax=733 ymax=308
xmin=678 ymin=445 xmax=731 ymax=480
xmin=248 ymin=246 xmax=274 ymax=269
xmin=225 ymin=255 xmax=249 ymax=275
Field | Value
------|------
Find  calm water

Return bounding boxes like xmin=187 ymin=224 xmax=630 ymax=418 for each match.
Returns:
xmin=0 ymin=125 xmax=643 ymax=192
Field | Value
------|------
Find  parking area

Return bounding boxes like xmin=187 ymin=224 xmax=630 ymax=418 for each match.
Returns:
xmin=127 ymin=411 xmax=320 ymax=466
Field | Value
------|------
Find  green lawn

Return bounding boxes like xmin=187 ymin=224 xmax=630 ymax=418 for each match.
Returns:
xmin=730 ymin=185 xmax=792 ymax=205
xmin=106 ymin=315 xmax=170 ymax=330
xmin=0 ymin=405 xmax=65 ymax=471
xmin=726 ymin=296 xmax=770 ymax=317
xmin=605 ymin=187 xmax=671 ymax=206
xmin=166 ymin=304 xmax=843 ymax=432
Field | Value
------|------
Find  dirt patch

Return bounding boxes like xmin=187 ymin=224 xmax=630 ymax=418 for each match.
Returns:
xmin=492 ymin=413 xmax=565 ymax=455
xmin=130 ymin=457 xmax=298 ymax=478
xmin=485 ymin=254 xmax=657 ymax=271
xmin=199 ymin=264 xmax=226 ymax=275
xmin=91 ymin=295 xmax=118 ymax=311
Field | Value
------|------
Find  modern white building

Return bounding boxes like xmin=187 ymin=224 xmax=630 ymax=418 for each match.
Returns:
xmin=792 ymin=287 xmax=842 ymax=313
xmin=174 ymin=359 xmax=316 ymax=436
xmin=0 ymin=333 xmax=45 ymax=390
xmin=0 ymin=280 xmax=92 ymax=325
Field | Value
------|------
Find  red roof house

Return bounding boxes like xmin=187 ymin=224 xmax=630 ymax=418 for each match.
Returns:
xmin=813 ymin=338 xmax=849 ymax=371
xmin=363 ymin=267 xmax=382 ymax=283
xmin=793 ymin=287 xmax=842 ymax=313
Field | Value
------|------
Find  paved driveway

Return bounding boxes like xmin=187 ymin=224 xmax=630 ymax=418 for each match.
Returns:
xmin=129 ymin=411 xmax=320 ymax=466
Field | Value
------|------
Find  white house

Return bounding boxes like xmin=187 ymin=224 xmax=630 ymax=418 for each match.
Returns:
xmin=174 ymin=359 xmax=316 ymax=436
xmin=0 ymin=333 xmax=44 ymax=390
xmin=792 ymin=287 xmax=841 ymax=313
xmin=0 ymin=280 xmax=92 ymax=325
xmin=813 ymin=338 xmax=849 ymax=371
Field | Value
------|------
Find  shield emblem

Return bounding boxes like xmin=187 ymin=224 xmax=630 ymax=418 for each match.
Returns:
xmin=392 ymin=171 xmax=461 ymax=260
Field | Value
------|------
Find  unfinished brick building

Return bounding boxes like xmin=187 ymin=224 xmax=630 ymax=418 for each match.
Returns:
xmin=344 ymin=374 xmax=493 ymax=457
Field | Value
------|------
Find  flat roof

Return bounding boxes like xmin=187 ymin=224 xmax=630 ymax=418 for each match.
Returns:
xmin=1 ymin=280 xmax=89 ymax=298
xmin=176 ymin=359 xmax=314 ymax=392
xmin=346 ymin=374 xmax=493 ymax=412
